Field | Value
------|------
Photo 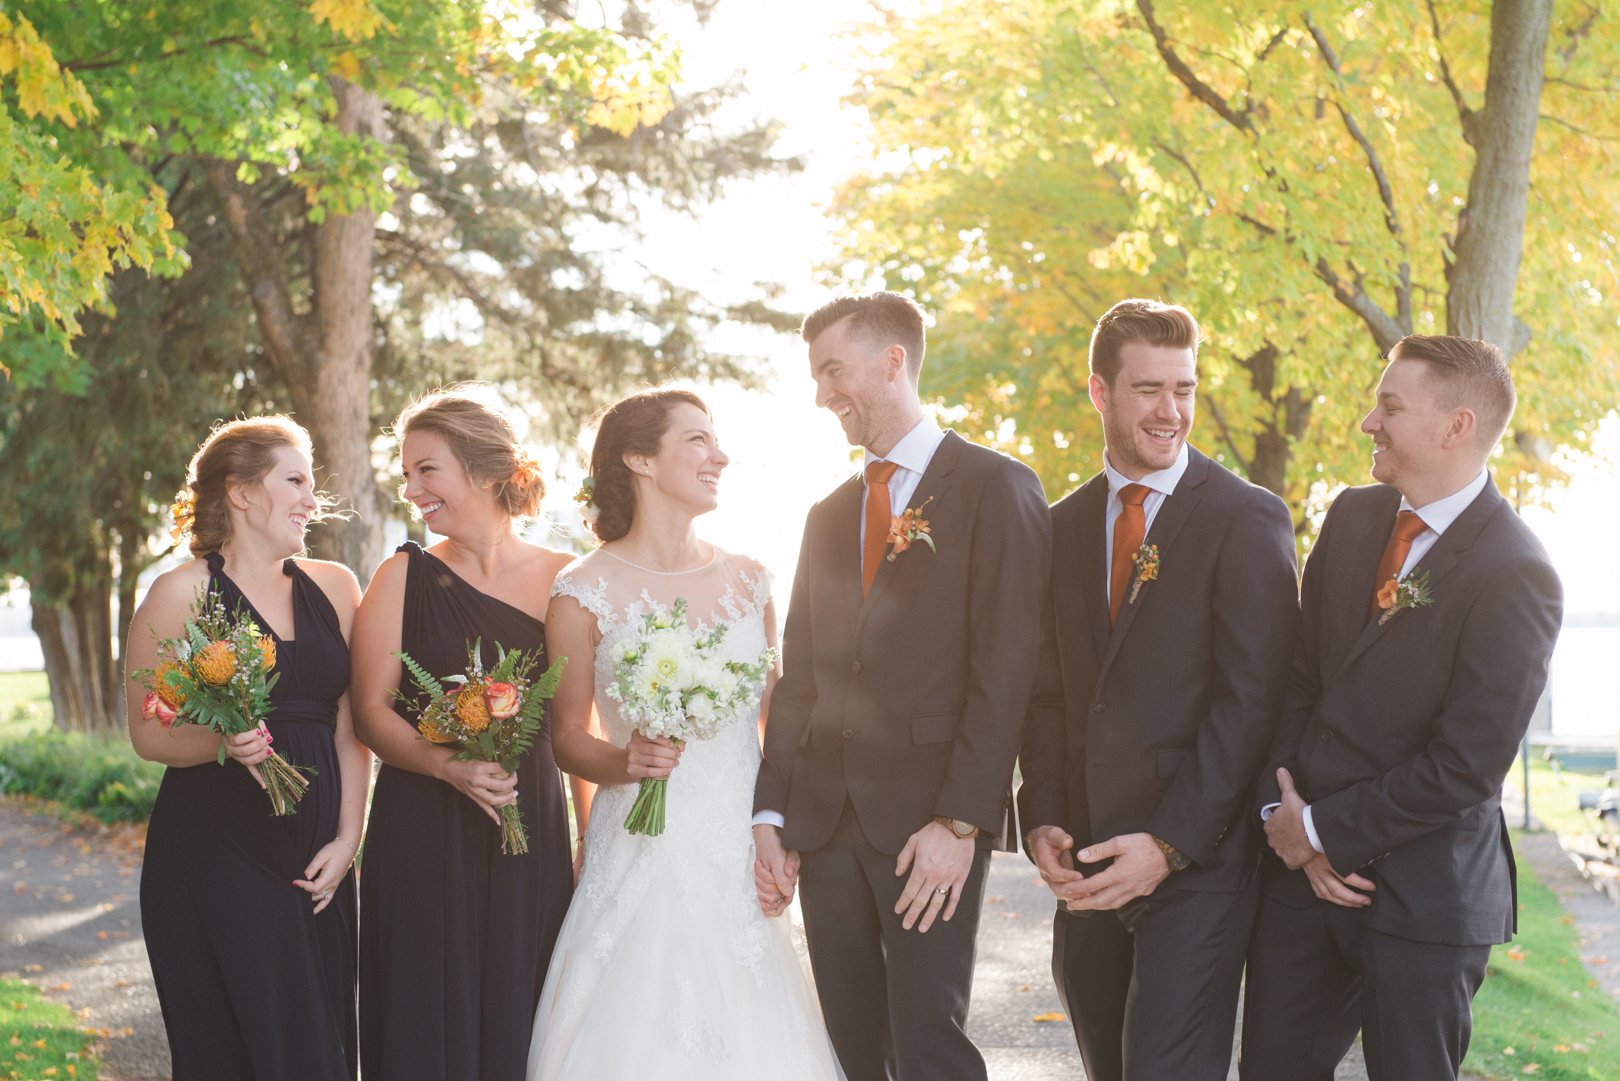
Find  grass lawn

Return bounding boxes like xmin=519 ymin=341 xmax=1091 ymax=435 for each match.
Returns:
xmin=0 ymin=976 xmax=100 ymax=1080
xmin=1463 ymin=829 xmax=1620 ymax=1079
xmin=0 ymin=674 xmax=52 ymax=741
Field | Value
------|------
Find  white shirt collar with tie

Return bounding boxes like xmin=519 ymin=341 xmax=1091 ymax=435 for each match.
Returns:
xmin=859 ymin=416 xmax=948 ymax=549
xmin=1102 ymin=444 xmax=1189 ymax=604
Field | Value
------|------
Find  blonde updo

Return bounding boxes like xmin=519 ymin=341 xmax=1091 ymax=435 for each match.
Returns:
xmin=394 ymin=386 xmax=546 ymax=520
xmin=178 ymin=416 xmax=331 ymax=555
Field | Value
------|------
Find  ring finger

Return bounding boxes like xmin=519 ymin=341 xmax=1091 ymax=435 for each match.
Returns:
xmin=918 ymin=886 xmax=949 ymax=932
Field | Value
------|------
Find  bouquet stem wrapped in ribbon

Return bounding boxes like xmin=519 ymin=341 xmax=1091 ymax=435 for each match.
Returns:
xmin=394 ymin=641 xmax=565 ymax=855
xmin=133 ymin=591 xmax=312 ymax=815
xmin=605 ymin=598 xmax=778 ymax=837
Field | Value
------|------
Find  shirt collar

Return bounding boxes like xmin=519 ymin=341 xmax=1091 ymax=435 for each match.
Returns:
xmin=1400 ymin=469 xmax=1490 ymax=537
xmin=863 ymin=416 xmax=946 ymax=479
xmin=1104 ymin=443 xmax=1189 ymax=501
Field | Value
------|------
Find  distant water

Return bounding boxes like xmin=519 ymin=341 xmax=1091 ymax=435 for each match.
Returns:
xmin=1549 ymin=626 xmax=1620 ymax=740
xmin=0 ymin=637 xmax=44 ymax=673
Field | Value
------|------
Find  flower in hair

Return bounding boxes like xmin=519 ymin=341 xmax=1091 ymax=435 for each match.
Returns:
xmin=170 ymin=489 xmax=197 ymax=543
xmin=573 ymin=477 xmax=600 ymax=523
xmin=510 ymin=447 xmax=544 ymax=490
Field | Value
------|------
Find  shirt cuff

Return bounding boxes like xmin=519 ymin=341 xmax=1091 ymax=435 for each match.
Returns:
xmin=751 ymin=810 xmax=785 ymax=829
xmin=1260 ymin=802 xmax=1280 ymax=821
xmin=1302 ymin=804 xmax=1325 ymax=854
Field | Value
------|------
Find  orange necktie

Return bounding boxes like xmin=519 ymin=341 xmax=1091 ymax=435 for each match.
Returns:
xmin=1109 ymin=483 xmax=1150 ymax=627
xmin=862 ymin=460 xmax=900 ymax=596
xmin=1368 ymin=510 xmax=1429 ymax=622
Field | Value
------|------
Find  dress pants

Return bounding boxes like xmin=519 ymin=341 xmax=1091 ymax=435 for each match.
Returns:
xmin=798 ymin=801 xmax=991 ymax=1081
xmin=1240 ymin=892 xmax=1491 ymax=1081
xmin=1051 ymin=880 xmax=1257 ymax=1081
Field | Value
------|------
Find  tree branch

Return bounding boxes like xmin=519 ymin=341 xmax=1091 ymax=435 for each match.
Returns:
xmin=1314 ymin=258 xmax=1405 ymax=353
xmin=66 ymin=36 xmax=271 ymax=72
xmin=1135 ymin=0 xmax=1253 ymax=134
xmin=1200 ymin=392 xmax=1253 ymax=475
xmin=1425 ymin=0 xmax=1481 ymax=145
xmin=1304 ymin=17 xmax=1403 ymax=239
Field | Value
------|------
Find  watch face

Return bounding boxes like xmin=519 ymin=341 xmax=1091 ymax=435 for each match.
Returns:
xmin=955 ymin=821 xmax=975 ymax=837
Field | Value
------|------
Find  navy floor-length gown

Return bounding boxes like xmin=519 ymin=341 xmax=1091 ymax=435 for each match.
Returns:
xmin=359 ymin=542 xmax=574 ymax=1081
xmin=141 ymin=553 xmax=358 ymax=1080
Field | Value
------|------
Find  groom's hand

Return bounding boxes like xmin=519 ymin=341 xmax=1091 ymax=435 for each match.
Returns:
xmin=753 ymin=823 xmax=799 ymax=918
xmin=895 ymin=821 xmax=974 ymax=933
xmin=1065 ymin=833 xmax=1171 ymax=911
xmin=1027 ymin=825 xmax=1084 ymax=901
xmin=1263 ymin=768 xmax=1318 ymax=870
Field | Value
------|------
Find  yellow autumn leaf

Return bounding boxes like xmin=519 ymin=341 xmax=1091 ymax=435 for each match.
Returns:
xmin=332 ymin=51 xmax=361 ymax=81
xmin=1032 ymin=1012 xmax=1066 ymax=1022
xmin=309 ymin=0 xmax=384 ymax=42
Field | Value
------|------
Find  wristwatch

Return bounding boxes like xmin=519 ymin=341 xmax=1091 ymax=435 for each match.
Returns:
xmin=1151 ymin=834 xmax=1191 ymax=872
xmin=934 ymin=816 xmax=980 ymax=840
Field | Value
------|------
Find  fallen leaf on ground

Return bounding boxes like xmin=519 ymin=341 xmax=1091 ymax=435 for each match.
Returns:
xmin=1033 ymin=1012 xmax=1065 ymax=1023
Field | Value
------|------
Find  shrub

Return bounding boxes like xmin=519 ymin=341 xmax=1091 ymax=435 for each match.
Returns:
xmin=0 ymin=731 xmax=164 ymax=823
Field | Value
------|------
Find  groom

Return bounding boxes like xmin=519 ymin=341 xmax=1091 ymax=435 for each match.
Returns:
xmin=753 ymin=291 xmax=1051 ymax=1081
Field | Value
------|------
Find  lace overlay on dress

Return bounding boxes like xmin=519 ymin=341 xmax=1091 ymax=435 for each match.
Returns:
xmin=527 ymin=548 xmax=843 ymax=1081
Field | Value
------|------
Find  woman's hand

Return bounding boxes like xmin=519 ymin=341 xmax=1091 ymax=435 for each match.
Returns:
xmin=438 ymin=758 xmax=518 ymax=824
xmin=294 ymin=837 xmax=356 ymax=915
xmin=572 ymin=840 xmax=586 ymax=887
xmin=221 ymin=722 xmax=273 ymax=790
xmin=626 ymin=732 xmax=681 ymax=780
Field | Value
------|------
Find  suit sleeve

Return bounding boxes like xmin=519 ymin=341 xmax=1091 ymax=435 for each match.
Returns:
xmin=935 ymin=459 xmax=1053 ymax=835
xmin=753 ymin=514 xmax=817 ymax=816
xmin=1016 ymin=583 xmax=1066 ymax=852
xmin=1147 ymin=487 xmax=1300 ymax=865
xmin=1311 ymin=556 xmax=1563 ymax=876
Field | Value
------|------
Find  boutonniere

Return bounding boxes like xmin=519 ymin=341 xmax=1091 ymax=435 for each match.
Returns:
xmin=1377 ymin=570 xmax=1433 ymax=625
xmin=886 ymin=497 xmax=936 ymax=562
xmin=1129 ymin=544 xmax=1159 ymax=604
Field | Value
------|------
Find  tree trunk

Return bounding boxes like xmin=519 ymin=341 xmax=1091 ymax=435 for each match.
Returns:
xmin=1446 ymin=0 xmax=1551 ymax=356
xmin=205 ymin=76 xmax=389 ymax=583
xmin=31 ymin=579 xmax=120 ymax=734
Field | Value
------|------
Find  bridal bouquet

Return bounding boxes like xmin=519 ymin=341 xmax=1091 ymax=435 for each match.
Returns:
xmin=605 ymin=598 xmax=778 ymax=837
xmin=133 ymin=591 xmax=312 ymax=815
xmin=394 ymin=640 xmax=566 ymax=855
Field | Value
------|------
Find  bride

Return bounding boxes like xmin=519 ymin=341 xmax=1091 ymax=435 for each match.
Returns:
xmin=527 ymin=388 xmax=845 ymax=1081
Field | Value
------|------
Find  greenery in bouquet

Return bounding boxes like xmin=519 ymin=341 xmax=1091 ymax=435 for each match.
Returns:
xmin=132 ymin=590 xmax=312 ymax=815
xmin=394 ymin=640 xmax=566 ymax=855
xmin=605 ymin=598 xmax=778 ymax=837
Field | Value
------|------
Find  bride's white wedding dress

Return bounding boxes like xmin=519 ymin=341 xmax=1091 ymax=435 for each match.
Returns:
xmin=525 ymin=546 xmax=846 ymax=1081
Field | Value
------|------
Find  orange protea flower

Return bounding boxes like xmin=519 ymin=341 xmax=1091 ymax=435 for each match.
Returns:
xmin=153 ymin=662 xmax=188 ymax=707
xmin=419 ymin=717 xmax=454 ymax=744
xmin=455 ymin=684 xmax=492 ymax=733
xmin=194 ymin=640 xmax=237 ymax=685
xmin=257 ymin=635 xmax=277 ymax=673
xmin=1377 ymin=578 xmax=1400 ymax=610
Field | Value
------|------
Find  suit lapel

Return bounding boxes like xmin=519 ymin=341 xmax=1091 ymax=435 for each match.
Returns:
xmin=1072 ymin=476 xmax=1111 ymax=663
xmin=1098 ymin=448 xmax=1209 ymax=676
xmin=854 ymin=431 xmax=965 ymax=637
xmin=824 ymin=474 xmax=865 ymax=636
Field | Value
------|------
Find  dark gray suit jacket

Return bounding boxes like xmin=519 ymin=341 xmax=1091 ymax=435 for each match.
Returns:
xmin=1018 ymin=447 xmax=1300 ymax=891
xmin=754 ymin=431 xmax=1051 ymax=855
xmin=1258 ymin=480 xmax=1563 ymax=945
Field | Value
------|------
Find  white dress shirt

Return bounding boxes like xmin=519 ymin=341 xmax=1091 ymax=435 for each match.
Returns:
xmin=1267 ymin=469 xmax=1493 ymax=855
xmin=754 ymin=416 xmax=949 ymax=831
xmin=1102 ymin=445 xmax=1189 ymax=606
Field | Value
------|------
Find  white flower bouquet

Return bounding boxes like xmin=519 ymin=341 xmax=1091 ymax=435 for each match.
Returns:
xmin=605 ymin=597 xmax=777 ymax=836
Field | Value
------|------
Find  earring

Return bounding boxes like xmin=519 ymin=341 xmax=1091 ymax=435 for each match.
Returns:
xmin=482 ymin=483 xmax=490 ymax=490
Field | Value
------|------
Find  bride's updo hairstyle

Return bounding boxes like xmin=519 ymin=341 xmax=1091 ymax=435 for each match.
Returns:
xmin=586 ymin=388 xmax=711 ymax=544
xmin=394 ymin=387 xmax=546 ymax=520
xmin=179 ymin=416 xmax=330 ymax=556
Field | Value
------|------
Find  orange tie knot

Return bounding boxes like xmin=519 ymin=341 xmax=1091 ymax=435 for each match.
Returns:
xmin=1393 ymin=509 xmax=1427 ymax=543
xmin=1120 ymin=482 xmax=1151 ymax=507
xmin=866 ymin=460 xmax=899 ymax=485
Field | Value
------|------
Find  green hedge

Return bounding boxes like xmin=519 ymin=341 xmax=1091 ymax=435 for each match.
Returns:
xmin=0 ymin=731 xmax=164 ymax=823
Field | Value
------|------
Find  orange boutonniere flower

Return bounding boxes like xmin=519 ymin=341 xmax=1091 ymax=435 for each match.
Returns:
xmin=1128 ymin=544 xmax=1159 ymax=604
xmin=886 ymin=497 xmax=936 ymax=562
xmin=1377 ymin=570 xmax=1433 ymax=625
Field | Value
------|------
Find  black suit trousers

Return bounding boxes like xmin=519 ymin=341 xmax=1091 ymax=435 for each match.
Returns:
xmin=799 ymin=802 xmax=991 ymax=1081
xmin=1240 ymin=890 xmax=1490 ymax=1081
xmin=1051 ymin=881 xmax=1257 ymax=1081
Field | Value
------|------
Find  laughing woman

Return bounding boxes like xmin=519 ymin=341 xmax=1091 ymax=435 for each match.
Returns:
xmin=352 ymin=388 xmax=577 ymax=1081
xmin=129 ymin=417 xmax=368 ymax=1081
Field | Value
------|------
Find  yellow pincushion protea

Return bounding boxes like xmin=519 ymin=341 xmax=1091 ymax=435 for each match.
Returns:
xmin=455 ymin=684 xmax=492 ymax=733
xmin=194 ymin=640 xmax=237 ymax=685
xmin=257 ymin=635 xmax=277 ymax=673
xmin=153 ymin=662 xmax=188 ymax=707
xmin=418 ymin=718 xmax=454 ymax=744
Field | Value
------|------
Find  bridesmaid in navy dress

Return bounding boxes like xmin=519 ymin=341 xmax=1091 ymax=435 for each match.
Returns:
xmin=352 ymin=390 xmax=580 ymax=1081
xmin=128 ymin=417 xmax=369 ymax=1080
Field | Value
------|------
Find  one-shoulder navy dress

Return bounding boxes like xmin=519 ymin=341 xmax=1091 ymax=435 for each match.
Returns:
xmin=141 ymin=553 xmax=357 ymax=1080
xmin=358 ymin=542 xmax=573 ymax=1081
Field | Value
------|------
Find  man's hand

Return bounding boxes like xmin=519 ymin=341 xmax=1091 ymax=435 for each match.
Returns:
xmin=1263 ymin=767 xmax=1318 ymax=870
xmin=1065 ymin=832 xmax=1172 ymax=911
xmin=1027 ymin=825 xmax=1085 ymax=901
xmin=1302 ymin=851 xmax=1375 ymax=908
xmin=753 ymin=823 xmax=800 ymax=918
xmin=894 ymin=820 xmax=975 ymax=933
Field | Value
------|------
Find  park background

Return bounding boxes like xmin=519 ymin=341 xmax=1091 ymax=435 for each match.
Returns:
xmin=0 ymin=1 xmax=1618 ymax=1078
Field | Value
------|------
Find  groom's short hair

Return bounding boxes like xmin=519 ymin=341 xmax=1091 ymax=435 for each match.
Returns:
xmin=1089 ymin=299 xmax=1201 ymax=387
xmin=802 ymin=292 xmax=927 ymax=380
xmin=1389 ymin=334 xmax=1517 ymax=448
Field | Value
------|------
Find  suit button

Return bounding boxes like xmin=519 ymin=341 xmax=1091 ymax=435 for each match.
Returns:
xmin=842 ymin=729 xmax=855 ymax=740
xmin=1320 ymin=730 xmax=1333 ymax=742
xmin=851 ymin=661 xmax=862 ymax=674
xmin=1092 ymin=702 xmax=1106 ymax=714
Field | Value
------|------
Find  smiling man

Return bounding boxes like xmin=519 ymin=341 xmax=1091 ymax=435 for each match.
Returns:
xmin=1242 ymin=335 xmax=1563 ymax=1081
xmin=1017 ymin=299 xmax=1300 ymax=1081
